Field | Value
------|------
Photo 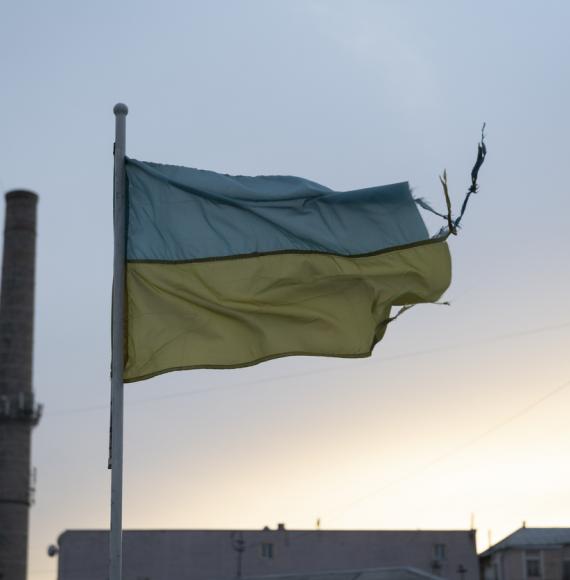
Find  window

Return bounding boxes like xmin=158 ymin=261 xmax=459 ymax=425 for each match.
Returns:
xmin=527 ymin=560 xmax=540 ymax=577
xmin=525 ymin=551 xmax=541 ymax=578
xmin=261 ymin=543 xmax=274 ymax=559
xmin=433 ymin=544 xmax=446 ymax=561
xmin=563 ymin=560 xmax=570 ymax=580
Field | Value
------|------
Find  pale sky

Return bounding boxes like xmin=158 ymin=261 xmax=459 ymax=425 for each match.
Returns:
xmin=1 ymin=1 xmax=570 ymax=579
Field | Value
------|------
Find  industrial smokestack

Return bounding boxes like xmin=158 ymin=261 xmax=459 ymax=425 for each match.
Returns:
xmin=0 ymin=190 xmax=41 ymax=580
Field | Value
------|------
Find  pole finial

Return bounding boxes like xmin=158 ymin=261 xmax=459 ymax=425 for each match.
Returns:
xmin=113 ymin=103 xmax=128 ymax=116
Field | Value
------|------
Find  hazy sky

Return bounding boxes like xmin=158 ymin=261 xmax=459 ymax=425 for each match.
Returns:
xmin=2 ymin=1 xmax=570 ymax=579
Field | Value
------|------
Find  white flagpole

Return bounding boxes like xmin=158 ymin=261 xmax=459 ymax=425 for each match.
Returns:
xmin=110 ymin=102 xmax=128 ymax=580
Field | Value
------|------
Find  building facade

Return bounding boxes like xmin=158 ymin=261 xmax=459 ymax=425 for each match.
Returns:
xmin=54 ymin=527 xmax=478 ymax=580
xmin=480 ymin=528 xmax=570 ymax=580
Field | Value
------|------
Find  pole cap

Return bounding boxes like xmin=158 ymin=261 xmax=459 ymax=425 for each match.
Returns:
xmin=113 ymin=103 xmax=128 ymax=116
xmin=6 ymin=189 xmax=38 ymax=203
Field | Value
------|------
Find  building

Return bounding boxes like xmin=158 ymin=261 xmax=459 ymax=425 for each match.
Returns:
xmin=480 ymin=527 xmax=570 ymax=580
xmin=0 ymin=191 xmax=41 ymax=580
xmin=53 ymin=527 xmax=478 ymax=580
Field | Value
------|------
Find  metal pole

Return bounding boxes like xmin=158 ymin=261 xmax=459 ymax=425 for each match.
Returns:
xmin=232 ymin=533 xmax=246 ymax=579
xmin=110 ymin=102 xmax=128 ymax=580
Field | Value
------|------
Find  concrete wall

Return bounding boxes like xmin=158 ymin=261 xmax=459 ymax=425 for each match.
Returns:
xmin=56 ymin=529 xmax=479 ymax=580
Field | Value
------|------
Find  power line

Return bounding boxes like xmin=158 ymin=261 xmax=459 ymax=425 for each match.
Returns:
xmin=40 ymin=374 xmax=570 ymax=560
xmin=242 ymin=375 xmax=570 ymax=552
xmin=322 ymin=377 xmax=570 ymax=523
xmin=47 ymin=320 xmax=570 ymax=418
xmin=380 ymin=320 xmax=570 ymax=362
xmin=37 ymin=325 xmax=570 ymax=564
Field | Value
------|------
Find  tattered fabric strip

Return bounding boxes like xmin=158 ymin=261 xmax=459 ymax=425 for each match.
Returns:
xmin=414 ymin=124 xmax=487 ymax=237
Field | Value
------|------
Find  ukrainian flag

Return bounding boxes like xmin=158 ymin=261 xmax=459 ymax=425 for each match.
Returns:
xmin=123 ymin=159 xmax=451 ymax=382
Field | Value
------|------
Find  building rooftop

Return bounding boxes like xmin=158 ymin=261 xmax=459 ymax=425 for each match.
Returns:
xmin=480 ymin=527 xmax=570 ymax=557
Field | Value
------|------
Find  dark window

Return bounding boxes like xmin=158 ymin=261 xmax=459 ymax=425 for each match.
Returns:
xmin=433 ymin=543 xmax=446 ymax=561
xmin=261 ymin=543 xmax=274 ymax=559
xmin=526 ymin=559 xmax=541 ymax=577
xmin=563 ymin=560 xmax=570 ymax=580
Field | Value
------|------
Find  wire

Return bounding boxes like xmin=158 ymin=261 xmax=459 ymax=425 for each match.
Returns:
xmin=379 ymin=320 xmax=570 ymax=362
xmin=46 ymin=320 xmax=570 ymax=418
xmin=43 ymin=374 xmax=570 ymax=557
xmin=323 ymin=377 xmax=570 ymax=523
xmin=241 ymin=376 xmax=570 ymax=552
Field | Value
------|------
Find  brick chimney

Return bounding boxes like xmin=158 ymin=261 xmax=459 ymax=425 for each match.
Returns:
xmin=0 ymin=190 xmax=41 ymax=580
